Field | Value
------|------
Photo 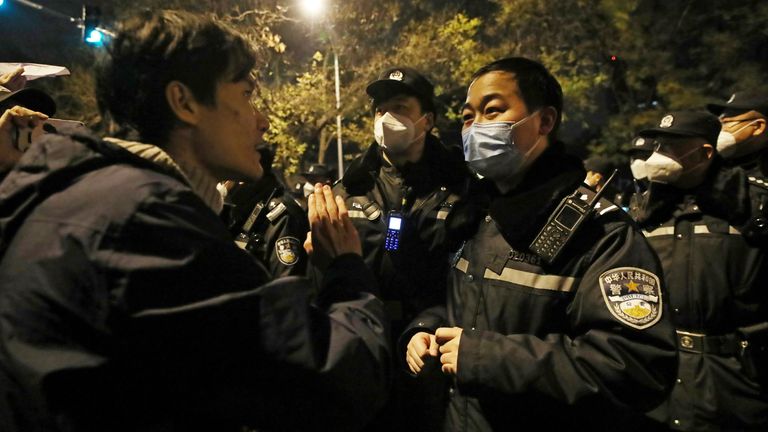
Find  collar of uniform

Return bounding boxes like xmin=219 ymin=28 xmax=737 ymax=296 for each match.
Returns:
xmin=341 ymin=134 xmax=468 ymax=196
xmin=487 ymin=142 xmax=585 ymax=248
xmin=637 ymin=158 xmax=750 ymax=227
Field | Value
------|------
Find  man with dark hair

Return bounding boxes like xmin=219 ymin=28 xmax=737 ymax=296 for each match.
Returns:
xmin=404 ymin=57 xmax=677 ymax=430
xmin=0 ymin=10 xmax=388 ymax=432
xmin=326 ymin=66 xmax=472 ymax=430
xmin=630 ymin=111 xmax=768 ymax=430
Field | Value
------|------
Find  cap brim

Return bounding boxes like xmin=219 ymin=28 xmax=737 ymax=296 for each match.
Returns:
xmin=0 ymin=88 xmax=56 ymax=116
xmin=366 ymin=79 xmax=419 ymax=102
xmin=639 ymin=127 xmax=705 ymax=139
xmin=706 ymin=103 xmax=727 ymax=116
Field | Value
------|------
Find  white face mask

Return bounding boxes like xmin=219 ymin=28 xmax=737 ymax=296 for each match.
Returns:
xmin=645 ymin=146 xmax=705 ymax=184
xmin=716 ymin=120 xmax=758 ymax=157
xmin=374 ymin=112 xmax=426 ymax=153
xmin=630 ymin=158 xmax=648 ymax=180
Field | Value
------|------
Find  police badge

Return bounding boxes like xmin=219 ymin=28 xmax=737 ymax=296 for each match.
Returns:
xmin=275 ymin=237 xmax=301 ymax=266
xmin=599 ymin=267 xmax=662 ymax=329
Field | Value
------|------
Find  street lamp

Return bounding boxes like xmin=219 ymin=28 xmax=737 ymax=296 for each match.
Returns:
xmin=299 ymin=0 xmax=344 ymax=180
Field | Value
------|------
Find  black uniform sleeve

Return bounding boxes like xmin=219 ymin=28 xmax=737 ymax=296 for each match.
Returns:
xmin=455 ymin=221 xmax=677 ymax=411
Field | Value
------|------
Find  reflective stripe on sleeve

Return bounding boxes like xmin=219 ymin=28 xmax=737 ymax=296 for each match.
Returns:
xmin=483 ymin=267 xmax=579 ymax=293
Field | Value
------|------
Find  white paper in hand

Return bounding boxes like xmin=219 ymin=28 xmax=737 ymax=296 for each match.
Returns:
xmin=0 ymin=63 xmax=71 ymax=81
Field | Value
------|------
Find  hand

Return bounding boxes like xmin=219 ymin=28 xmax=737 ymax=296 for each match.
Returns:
xmin=405 ymin=332 xmax=439 ymax=375
xmin=435 ymin=327 xmax=463 ymax=376
xmin=304 ymin=183 xmax=361 ymax=270
xmin=0 ymin=106 xmax=48 ymax=173
xmin=0 ymin=67 xmax=27 ymax=92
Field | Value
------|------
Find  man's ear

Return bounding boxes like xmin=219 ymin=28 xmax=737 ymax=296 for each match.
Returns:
xmin=425 ymin=112 xmax=435 ymax=131
xmin=165 ymin=80 xmax=200 ymax=126
xmin=538 ymin=106 xmax=557 ymax=135
xmin=752 ymin=118 xmax=767 ymax=136
xmin=703 ymin=143 xmax=715 ymax=159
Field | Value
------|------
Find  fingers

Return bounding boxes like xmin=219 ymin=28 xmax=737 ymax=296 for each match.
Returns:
xmin=435 ymin=327 xmax=461 ymax=345
xmin=313 ymin=183 xmax=328 ymax=219
xmin=1 ymin=106 xmax=48 ymax=131
xmin=406 ymin=332 xmax=434 ymax=375
xmin=303 ymin=231 xmax=313 ymax=255
xmin=428 ymin=334 xmax=440 ymax=357
xmin=307 ymin=193 xmax=318 ymax=226
xmin=322 ymin=184 xmax=339 ymax=222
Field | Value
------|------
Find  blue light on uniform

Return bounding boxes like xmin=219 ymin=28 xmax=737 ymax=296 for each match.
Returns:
xmin=85 ymin=29 xmax=103 ymax=44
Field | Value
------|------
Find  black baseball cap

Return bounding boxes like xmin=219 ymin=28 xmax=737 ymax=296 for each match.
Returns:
xmin=366 ymin=66 xmax=435 ymax=113
xmin=707 ymin=90 xmax=768 ymax=117
xmin=639 ymin=111 xmax=721 ymax=146
xmin=0 ymin=87 xmax=56 ymax=116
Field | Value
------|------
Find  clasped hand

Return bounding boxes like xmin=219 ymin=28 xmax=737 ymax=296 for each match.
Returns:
xmin=406 ymin=327 xmax=463 ymax=376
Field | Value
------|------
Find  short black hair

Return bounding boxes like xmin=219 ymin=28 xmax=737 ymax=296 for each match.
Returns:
xmin=470 ymin=57 xmax=563 ymax=135
xmin=96 ymin=10 xmax=257 ymax=145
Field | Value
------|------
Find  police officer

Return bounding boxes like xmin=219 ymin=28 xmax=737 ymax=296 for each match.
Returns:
xmin=708 ymin=90 xmax=768 ymax=239
xmin=630 ymin=110 xmax=768 ymax=430
xmin=405 ymin=57 xmax=677 ymax=431
xmin=224 ymin=146 xmax=309 ymax=278
xmin=329 ymin=66 xmax=472 ymax=430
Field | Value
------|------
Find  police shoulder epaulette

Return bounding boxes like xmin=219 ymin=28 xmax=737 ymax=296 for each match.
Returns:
xmin=574 ymin=185 xmax=619 ymax=218
xmin=266 ymin=201 xmax=287 ymax=222
xmin=747 ymin=176 xmax=768 ymax=191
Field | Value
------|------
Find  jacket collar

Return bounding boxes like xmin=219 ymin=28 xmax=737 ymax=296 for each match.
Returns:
xmin=341 ymin=134 xmax=468 ymax=195
xmin=635 ymin=156 xmax=751 ymax=226
xmin=486 ymin=141 xmax=586 ymax=248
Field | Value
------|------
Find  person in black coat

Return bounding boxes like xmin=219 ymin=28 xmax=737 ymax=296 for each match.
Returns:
xmin=0 ymin=10 xmax=389 ymax=432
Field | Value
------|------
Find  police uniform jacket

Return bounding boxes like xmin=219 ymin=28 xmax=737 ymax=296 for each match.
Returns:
xmin=406 ymin=144 xmax=677 ymax=431
xmin=631 ymin=159 xmax=768 ymax=431
xmin=334 ymin=135 xmax=472 ymax=336
xmin=225 ymin=173 xmax=309 ymax=278
xmin=0 ymin=132 xmax=389 ymax=432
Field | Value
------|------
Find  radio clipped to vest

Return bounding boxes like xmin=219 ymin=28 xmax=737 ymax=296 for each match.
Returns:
xmin=234 ymin=188 xmax=278 ymax=251
xmin=530 ymin=170 xmax=617 ymax=264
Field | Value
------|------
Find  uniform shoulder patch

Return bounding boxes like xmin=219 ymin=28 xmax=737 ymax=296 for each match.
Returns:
xmin=598 ymin=267 xmax=662 ymax=330
xmin=275 ymin=236 xmax=301 ymax=266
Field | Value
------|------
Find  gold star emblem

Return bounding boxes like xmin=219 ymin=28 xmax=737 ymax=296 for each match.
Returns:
xmin=626 ymin=280 xmax=639 ymax=292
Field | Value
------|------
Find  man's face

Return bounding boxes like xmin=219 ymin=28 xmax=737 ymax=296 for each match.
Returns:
xmin=374 ymin=94 xmax=425 ymax=125
xmin=461 ymin=71 xmax=543 ymax=155
xmin=193 ymin=77 xmax=269 ymax=182
xmin=654 ymin=135 xmax=711 ymax=173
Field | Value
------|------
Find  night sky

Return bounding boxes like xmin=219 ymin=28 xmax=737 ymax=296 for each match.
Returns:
xmin=0 ymin=0 xmax=112 ymax=64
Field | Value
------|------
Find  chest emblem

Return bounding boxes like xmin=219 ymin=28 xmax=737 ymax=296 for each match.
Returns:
xmin=275 ymin=236 xmax=301 ymax=266
xmin=599 ymin=267 xmax=662 ymax=329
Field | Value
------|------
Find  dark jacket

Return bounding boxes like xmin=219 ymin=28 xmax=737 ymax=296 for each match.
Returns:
xmin=224 ymin=173 xmax=310 ymax=278
xmin=406 ymin=144 xmax=677 ymax=431
xmin=335 ymin=135 xmax=472 ymax=335
xmin=333 ymin=135 xmax=473 ymax=431
xmin=631 ymin=159 xmax=768 ymax=430
xmin=0 ymin=132 xmax=389 ymax=432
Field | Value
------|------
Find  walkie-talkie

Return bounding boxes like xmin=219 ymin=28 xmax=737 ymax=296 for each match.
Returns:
xmin=384 ymin=211 xmax=403 ymax=251
xmin=530 ymin=170 xmax=617 ymax=264
xmin=234 ymin=188 xmax=277 ymax=250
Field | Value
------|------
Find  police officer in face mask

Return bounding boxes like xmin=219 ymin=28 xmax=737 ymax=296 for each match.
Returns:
xmin=322 ymin=66 xmax=472 ymax=431
xmin=707 ymin=91 xmax=768 ymax=172
xmin=630 ymin=111 xmax=768 ymax=431
xmin=404 ymin=57 xmax=676 ymax=431
xmin=708 ymin=91 xmax=768 ymax=238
